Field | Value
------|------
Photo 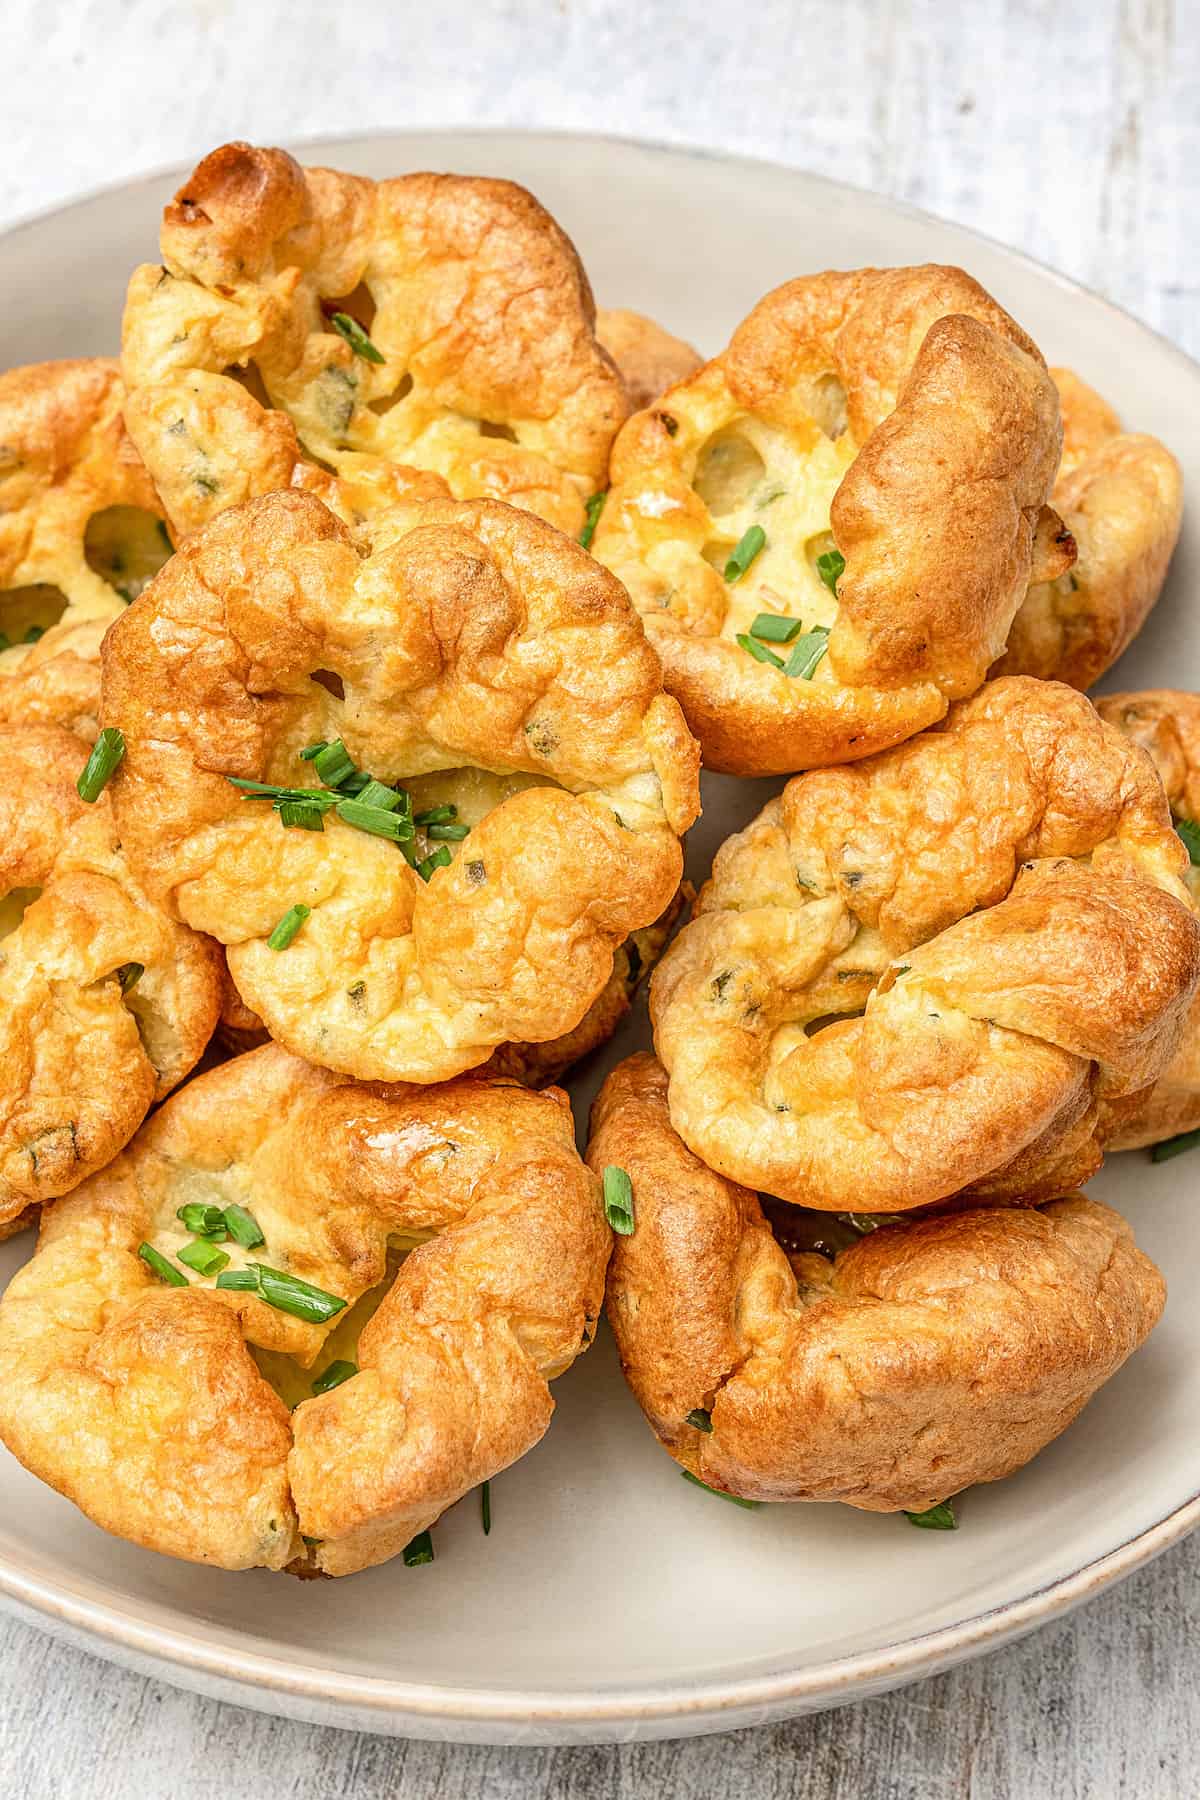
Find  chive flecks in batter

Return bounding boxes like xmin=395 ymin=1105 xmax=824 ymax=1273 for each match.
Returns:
xmin=816 ymin=548 xmax=846 ymax=596
xmin=724 ymin=524 xmax=766 ymax=584
xmin=579 ymin=491 xmax=607 ymax=549
xmin=330 ymin=312 xmax=385 ymax=364
xmin=267 ymin=904 xmax=310 ymax=950
xmin=603 ymin=1165 xmax=635 ymax=1235
xmin=76 ymin=728 xmax=125 ymax=803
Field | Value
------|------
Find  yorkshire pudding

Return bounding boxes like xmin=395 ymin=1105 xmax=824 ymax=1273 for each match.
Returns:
xmin=1095 ymin=689 xmax=1200 ymax=1149
xmin=0 ymin=359 xmax=171 ymax=737
xmin=591 ymin=265 xmax=1069 ymax=775
xmin=0 ymin=724 xmax=221 ymax=1227
xmin=100 ymin=486 xmax=699 ymax=1083
xmin=650 ymin=677 xmax=1200 ymax=1212
xmin=121 ymin=142 xmax=627 ymax=541
xmin=997 ymin=368 xmax=1182 ymax=689
xmin=588 ymin=1054 xmax=1164 ymax=1512
xmin=596 ymin=308 xmax=703 ymax=411
xmin=0 ymin=1044 xmax=608 ymax=1575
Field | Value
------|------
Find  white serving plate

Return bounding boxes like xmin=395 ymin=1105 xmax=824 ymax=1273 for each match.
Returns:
xmin=2 ymin=130 xmax=1198 ymax=1746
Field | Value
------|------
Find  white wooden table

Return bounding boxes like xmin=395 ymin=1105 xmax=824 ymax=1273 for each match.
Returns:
xmin=1 ymin=2 xmax=1196 ymax=1793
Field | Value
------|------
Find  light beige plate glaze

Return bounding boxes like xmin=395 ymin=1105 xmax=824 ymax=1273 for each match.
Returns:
xmin=1 ymin=131 xmax=1198 ymax=1745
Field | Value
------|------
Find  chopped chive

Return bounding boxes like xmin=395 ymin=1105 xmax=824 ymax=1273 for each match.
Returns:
xmin=312 ymin=1359 xmax=357 ymax=1395
xmin=222 ymin=1205 xmax=265 ymax=1249
xmin=749 ymin=612 xmax=804 ymax=644
xmin=1177 ymin=818 xmax=1200 ymax=865
xmin=579 ymin=491 xmax=607 ymax=550
xmin=680 ymin=1469 xmax=760 ymax=1509
xmin=214 ymin=1268 xmax=258 ymax=1292
xmin=414 ymin=804 xmax=457 ymax=827
xmin=336 ymin=770 xmax=372 ymax=797
xmin=277 ymin=800 xmax=326 ymax=831
xmin=481 ymin=1480 xmax=492 ymax=1536
xmin=117 ymin=962 xmax=144 ymax=993
xmin=298 ymin=741 xmax=328 ymax=762
xmin=267 ymin=903 xmax=310 ymax=950
xmin=416 ymin=845 xmax=453 ymax=881
xmin=686 ymin=1409 xmax=713 ymax=1433
xmin=602 ymin=1165 xmax=635 ymax=1235
xmin=76 ymin=728 xmax=125 ymax=803
xmin=330 ymin=311 xmax=385 ymax=364
xmin=335 ymin=798 xmax=415 ymax=841
xmin=723 ymin=525 xmax=766 ymax=584
xmin=23 ymin=624 xmax=44 ymax=643
xmin=816 ymin=548 xmax=846 ymax=596
xmin=312 ymin=739 xmax=356 ymax=788
xmin=402 ymin=1530 xmax=434 ymax=1566
xmin=177 ymin=1203 xmax=227 ymax=1238
xmin=784 ymin=626 xmax=830 ymax=680
xmin=177 ymin=1238 xmax=230 ymax=1277
xmin=138 ymin=1243 xmax=188 ymax=1287
xmin=215 ymin=1261 xmax=347 ymax=1323
xmin=755 ymin=483 xmax=787 ymax=510
xmin=1151 ymin=1128 xmax=1200 ymax=1163
xmin=354 ymin=778 xmax=405 ymax=812
xmin=905 ymin=1500 xmax=957 ymax=1531
xmin=427 ymin=822 xmax=470 ymax=841
xmin=227 ymin=778 xmax=336 ymax=810
xmin=736 ymin=632 xmax=785 ymax=670
xmin=0 ymin=632 xmax=9 ymax=652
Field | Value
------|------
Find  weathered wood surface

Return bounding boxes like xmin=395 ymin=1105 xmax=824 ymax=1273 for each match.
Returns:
xmin=1 ymin=1 xmax=1197 ymax=1793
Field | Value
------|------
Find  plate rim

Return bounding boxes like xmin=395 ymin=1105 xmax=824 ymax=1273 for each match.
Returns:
xmin=1 ymin=124 xmax=1198 ymax=1738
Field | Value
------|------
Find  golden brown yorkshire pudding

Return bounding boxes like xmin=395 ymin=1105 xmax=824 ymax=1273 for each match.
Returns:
xmin=596 ymin=308 xmax=703 ymax=410
xmin=997 ymin=369 xmax=1182 ymax=690
xmin=650 ymin=677 xmax=1200 ymax=1213
xmin=1095 ymin=689 xmax=1200 ymax=1149
xmin=0 ymin=725 xmax=221 ymax=1228
xmin=120 ymin=141 xmax=627 ymax=542
xmin=100 ymin=486 xmax=699 ymax=1084
xmin=0 ymin=1044 xmax=608 ymax=1576
xmin=591 ymin=265 xmax=1070 ymax=775
xmin=588 ymin=1054 xmax=1164 ymax=1513
xmin=0 ymin=360 xmax=172 ymax=738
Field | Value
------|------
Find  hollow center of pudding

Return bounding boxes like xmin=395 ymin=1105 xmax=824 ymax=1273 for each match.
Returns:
xmin=0 ymin=585 xmax=67 ymax=650
xmin=0 ymin=886 xmax=41 ymax=938
xmin=693 ymin=415 xmax=858 ymax=648
xmin=83 ymin=506 xmax=173 ymax=601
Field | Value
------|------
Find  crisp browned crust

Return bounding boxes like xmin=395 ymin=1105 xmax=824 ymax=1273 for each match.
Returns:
xmin=121 ymin=142 xmax=627 ymax=541
xmin=0 ymin=1044 xmax=609 ymax=1574
xmin=0 ymin=360 xmax=170 ymax=738
xmin=997 ymin=369 xmax=1182 ymax=689
xmin=650 ymin=677 xmax=1200 ymax=1211
xmin=596 ymin=308 xmax=703 ymax=410
xmin=1095 ymin=689 xmax=1200 ymax=1147
xmin=100 ymin=486 xmax=699 ymax=1083
xmin=592 ymin=266 xmax=1066 ymax=775
xmin=589 ymin=1053 xmax=1165 ymax=1510
xmin=0 ymin=724 xmax=222 ymax=1226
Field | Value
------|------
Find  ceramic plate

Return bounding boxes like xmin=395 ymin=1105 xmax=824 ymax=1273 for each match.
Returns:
xmin=2 ymin=131 xmax=1198 ymax=1746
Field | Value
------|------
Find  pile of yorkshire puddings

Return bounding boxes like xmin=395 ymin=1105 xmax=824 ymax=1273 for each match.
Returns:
xmin=1 ymin=142 xmax=1196 ymax=1578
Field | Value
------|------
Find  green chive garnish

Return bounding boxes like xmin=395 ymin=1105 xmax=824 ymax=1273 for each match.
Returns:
xmin=736 ymin=632 xmax=785 ymax=670
xmin=227 ymin=778 xmax=337 ymax=810
xmin=24 ymin=624 xmax=44 ymax=643
xmin=312 ymin=739 xmax=356 ymax=788
xmin=335 ymin=799 xmax=414 ymax=842
xmin=427 ymin=822 xmax=470 ymax=841
xmin=749 ymin=612 xmax=803 ymax=643
xmin=602 ymin=1165 xmax=635 ymax=1235
xmin=414 ymin=804 xmax=457 ymax=826
xmin=816 ymin=548 xmax=846 ymax=596
xmin=481 ymin=1480 xmax=492 ymax=1536
xmin=177 ymin=1203 xmax=227 ymax=1238
xmin=215 ymin=1262 xmax=347 ymax=1323
xmin=77 ymin=728 xmax=125 ymax=803
xmin=686 ymin=1409 xmax=713 ymax=1433
xmin=579 ymin=491 xmax=607 ymax=550
xmin=416 ymin=845 xmax=452 ymax=881
xmin=905 ymin=1500 xmax=957 ymax=1531
xmin=723 ymin=525 xmax=766 ymax=584
xmin=783 ymin=626 xmax=830 ymax=680
xmin=402 ymin=1530 xmax=434 ymax=1566
xmin=177 ymin=1238 xmax=230 ymax=1277
xmin=277 ymin=800 xmax=326 ymax=831
xmin=298 ymin=741 xmax=328 ymax=762
xmin=354 ymin=779 xmax=405 ymax=812
xmin=267 ymin=904 xmax=310 ymax=950
xmin=138 ymin=1243 xmax=188 ymax=1287
xmin=1151 ymin=1128 xmax=1200 ymax=1163
xmin=680 ymin=1469 xmax=760 ymax=1509
xmin=312 ymin=1359 xmax=357 ymax=1395
xmin=117 ymin=962 xmax=144 ymax=993
xmin=222 ymin=1205 xmax=265 ymax=1249
xmin=330 ymin=312 xmax=385 ymax=364
xmin=1177 ymin=818 xmax=1200 ymax=865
